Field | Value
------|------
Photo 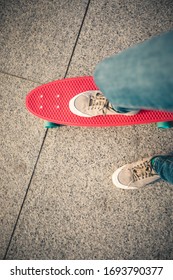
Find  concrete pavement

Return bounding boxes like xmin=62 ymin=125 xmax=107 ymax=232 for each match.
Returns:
xmin=1 ymin=0 xmax=173 ymax=259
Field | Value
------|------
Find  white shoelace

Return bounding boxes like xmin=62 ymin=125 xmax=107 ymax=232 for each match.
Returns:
xmin=131 ymin=160 xmax=156 ymax=182
xmin=88 ymin=92 xmax=113 ymax=115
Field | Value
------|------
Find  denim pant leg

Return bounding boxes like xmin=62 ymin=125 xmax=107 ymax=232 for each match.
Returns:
xmin=94 ymin=30 xmax=173 ymax=112
xmin=152 ymin=156 xmax=173 ymax=184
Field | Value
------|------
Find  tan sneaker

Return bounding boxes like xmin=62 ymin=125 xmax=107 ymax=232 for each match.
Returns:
xmin=112 ymin=157 xmax=160 ymax=189
xmin=69 ymin=91 xmax=139 ymax=117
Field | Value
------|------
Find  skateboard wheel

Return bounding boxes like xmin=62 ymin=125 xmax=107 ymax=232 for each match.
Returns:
xmin=157 ymin=121 xmax=173 ymax=129
xmin=44 ymin=121 xmax=61 ymax=128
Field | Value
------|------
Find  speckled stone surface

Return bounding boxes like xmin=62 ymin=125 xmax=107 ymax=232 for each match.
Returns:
xmin=0 ymin=73 xmax=45 ymax=259
xmin=67 ymin=0 xmax=173 ymax=76
xmin=0 ymin=0 xmax=89 ymax=83
xmin=0 ymin=0 xmax=89 ymax=259
xmin=2 ymin=0 xmax=173 ymax=260
xmin=6 ymin=125 xmax=173 ymax=259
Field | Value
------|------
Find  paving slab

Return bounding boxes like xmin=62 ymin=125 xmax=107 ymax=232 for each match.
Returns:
xmin=4 ymin=0 xmax=173 ymax=259
xmin=0 ymin=0 xmax=89 ymax=259
xmin=68 ymin=0 xmax=173 ymax=76
xmin=0 ymin=0 xmax=89 ymax=83
xmin=5 ymin=125 xmax=173 ymax=259
xmin=0 ymin=73 xmax=45 ymax=259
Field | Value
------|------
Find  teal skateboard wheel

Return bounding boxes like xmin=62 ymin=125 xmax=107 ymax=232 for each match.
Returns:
xmin=157 ymin=121 xmax=173 ymax=129
xmin=44 ymin=121 xmax=61 ymax=128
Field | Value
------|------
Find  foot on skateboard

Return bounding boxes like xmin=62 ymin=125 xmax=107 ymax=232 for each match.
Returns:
xmin=69 ymin=90 xmax=140 ymax=117
xmin=26 ymin=76 xmax=173 ymax=127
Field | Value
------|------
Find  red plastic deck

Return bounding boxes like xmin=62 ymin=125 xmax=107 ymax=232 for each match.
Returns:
xmin=26 ymin=76 xmax=173 ymax=127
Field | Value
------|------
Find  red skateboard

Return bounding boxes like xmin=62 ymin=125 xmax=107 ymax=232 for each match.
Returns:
xmin=26 ymin=76 xmax=173 ymax=128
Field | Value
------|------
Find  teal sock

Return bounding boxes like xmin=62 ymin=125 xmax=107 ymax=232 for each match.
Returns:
xmin=112 ymin=106 xmax=134 ymax=113
xmin=151 ymin=157 xmax=157 ymax=167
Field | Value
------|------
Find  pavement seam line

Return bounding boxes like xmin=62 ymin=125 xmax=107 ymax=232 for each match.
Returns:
xmin=0 ymin=70 xmax=41 ymax=84
xmin=64 ymin=0 xmax=91 ymax=78
xmin=3 ymin=129 xmax=48 ymax=259
xmin=3 ymin=0 xmax=91 ymax=259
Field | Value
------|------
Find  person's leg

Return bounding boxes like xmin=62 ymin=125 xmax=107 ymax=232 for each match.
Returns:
xmin=151 ymin=155 xmax=173 ymax=184
xmin=94 ymin=30 xmax=173 ymax=112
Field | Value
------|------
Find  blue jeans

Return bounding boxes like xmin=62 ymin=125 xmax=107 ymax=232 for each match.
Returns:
xmin=94 ymin=30 xmax=173 ymax=112
xmin=152 ymin=155 xmax=173 ymax=184
xmin=94 ymin=30 xmax=173 ymax=184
